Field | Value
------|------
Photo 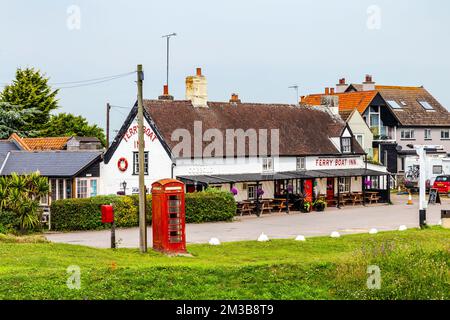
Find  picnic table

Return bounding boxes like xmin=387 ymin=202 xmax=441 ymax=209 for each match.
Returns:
xmin=350 ymin=192 xmax=363 ymax=205
xmin=365 ymin=191 xmax=381 ymax=204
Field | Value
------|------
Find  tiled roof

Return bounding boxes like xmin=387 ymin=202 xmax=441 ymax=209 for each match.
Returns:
xmin=143 ymin=99 xmax=365 ymax=157
xmin=21 ymin=137 xmax=70 ymax=150
xmin=302 ymin=91 xmax=378 ymax=114
xmin=0 ymin=151 xmax=102 ymax=177
xmin=376 ymin=86 xmax=450 ymax=126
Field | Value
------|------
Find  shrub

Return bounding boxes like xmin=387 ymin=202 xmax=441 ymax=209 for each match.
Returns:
xmin=0 ymin=210 xmax=19 ymax=234
xmin=50 ymin=189 xmax=236 ymax=231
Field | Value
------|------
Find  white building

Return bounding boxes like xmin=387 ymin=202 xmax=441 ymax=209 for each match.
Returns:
xmin=101 ymin=69 xmax=389 ymax=206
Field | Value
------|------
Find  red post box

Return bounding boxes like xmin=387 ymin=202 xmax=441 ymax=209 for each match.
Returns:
xmin=151 ymin=179 xmax=186 ymax=254
xmin=101 ymin=205 xmax=114 ymax=224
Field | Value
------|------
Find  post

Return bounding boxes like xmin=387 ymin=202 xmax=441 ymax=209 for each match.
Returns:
xmin=337 ymin=177 xmax=341 ymax=209
xmin=111 ymin=220 xmax=116 ymax=249
xmin=386 ymin=174 xmax=391 ymax=204
xmin=362 ymin=175 xmax=366 ymax=206
xmin=417 ymin=146 xmax=427 ymax=228
xmin=285 ymin=180 xmax=290 ymax=214
xmin=137 ymin=64 xmax=147 ymax=253
xmin=256 ymin=182 xmax=261 ymax=217
xmin=166 ymin=37 xmax=169 ymax=88
xmin=106 ymin=102 xmax=111 ymax=147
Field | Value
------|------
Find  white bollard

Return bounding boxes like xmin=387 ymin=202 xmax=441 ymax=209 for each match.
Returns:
xmin=257 ymin=232 xmax=269 ymax=242
xmin=398 ymin=225 xmax=407 ymax=231
xmin=369 ymin=228 xmax=378 ymax=234
xmin=330 ymin=231 xmax=340 ymax=238
xmin=208 ymin=237 xmax=221 ymax=245
xmin=295 ymin=235 xmax=306 ymax=241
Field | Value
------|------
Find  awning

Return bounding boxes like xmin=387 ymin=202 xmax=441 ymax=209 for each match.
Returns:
xmin=178 ymin=168 xmax=388 ymax=185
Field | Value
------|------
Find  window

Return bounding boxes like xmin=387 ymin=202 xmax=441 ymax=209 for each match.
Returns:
xmin=435 ymin=176 xmax=449 ymax=182
xmin=418 ymin=100 xmax=434 ymax=110
xmin=338 ymin=177 xmax=350 ymax=193
xmin=386 ymin=100 xmax=402 ymax=109
xmin=133 ymin=151 xmax=149 ymax=175
xmin=355 ymin=134 xmax=364 ymax=147
xmin=50 ymin=179 xmax=57 ymax=202
xmin=296 ymin=157 xmax=305 ymax=170
xmin=58 ymin=179 xmax=64 ymax=200
xmin=90 ymin=180 xmax=98 ymax=197
xmin=441 ymin=129 xmax=450 ymax=140
xmin=341 ymin=137 xmax=352 ymax=153
xmin=400 ymin=101 xmax=407 ymax=106
xmin=433 ymin=165 xmax=443 ymax=175
xmin=424 ymin=129 xmax=432 ymax=140
xmin=247 ymin=185 xmax=256 ymax=200
xmin=65 ymin=179 xmax=72 ymax=199
xmin=262 ymin=157 xmax=274 ymax=173
xmin=370 ymin=176 xmax=379 ymax=189
xmin=400 ymin=129 xmax=415 ymax=140
xmin=76 ymin=180 xmax=88 ymax=198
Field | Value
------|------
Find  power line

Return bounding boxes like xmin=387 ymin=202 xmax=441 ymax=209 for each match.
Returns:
xmin=50 ymin=71 xmax=136 ymax=85
xmin=54 ymin=73 xmax=136 ymax=89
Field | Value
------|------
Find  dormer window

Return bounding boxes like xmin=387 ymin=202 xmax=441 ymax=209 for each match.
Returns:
xmin=341 ymin=137 xmax=352 ymax=153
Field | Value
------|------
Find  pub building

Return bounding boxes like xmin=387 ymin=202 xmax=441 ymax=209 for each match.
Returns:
xmin=101 ymin=68 xmax=390 ymax=211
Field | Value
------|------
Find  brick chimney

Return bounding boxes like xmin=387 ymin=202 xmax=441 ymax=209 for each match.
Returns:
xmin=158 ymin=85 xmax=174 ymax=100
xmin=186 ymin=67 xmax=208 ymax=107
xmin=362 ymin=74 xmax=375 ymax=91
xmin=325 ymin=87 xmax=330 ymax=95
xmin=335 ymin=77 xmax=348 ymax=93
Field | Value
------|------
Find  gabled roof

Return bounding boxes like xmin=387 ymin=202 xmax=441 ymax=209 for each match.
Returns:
xmin=143 ymin=99 xmax=365 ymax=157
xmin=0 ymin=140 xmax=21 ymax=165
xmin=302 ymin=91 xmax=379 ymax=114
xmin=376 ymin=86 xmax=450 ymax=126
xmin=0 ymin=151 xmax=102 ymax=177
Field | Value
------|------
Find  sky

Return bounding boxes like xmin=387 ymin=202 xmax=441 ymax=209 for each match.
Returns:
xmin=1 ymin=0 xmax=450 ymax=138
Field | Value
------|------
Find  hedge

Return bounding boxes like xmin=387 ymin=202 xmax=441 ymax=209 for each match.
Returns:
xmin=50 ymin=189 xmax=236 ymax=231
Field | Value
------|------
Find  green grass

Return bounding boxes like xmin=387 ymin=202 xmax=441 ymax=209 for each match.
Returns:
xmin=0 ymin=228 xmax=449 ymax=300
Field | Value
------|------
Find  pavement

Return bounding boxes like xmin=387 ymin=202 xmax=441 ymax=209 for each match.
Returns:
xmin=45 ymin=194 xmax=448 ymax=248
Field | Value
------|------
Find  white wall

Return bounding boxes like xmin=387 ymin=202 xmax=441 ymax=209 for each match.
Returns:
xmin=100 ymin=117 xmax=173 ymax=195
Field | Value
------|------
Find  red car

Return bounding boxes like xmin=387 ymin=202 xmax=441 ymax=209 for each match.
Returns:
xmin=432 ymin=175 xmax=450 ymax=193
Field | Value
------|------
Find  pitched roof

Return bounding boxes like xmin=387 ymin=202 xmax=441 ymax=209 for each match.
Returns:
xmin=21 ymin=137 xmax=71 ymax=150
xmin=0 ymin=141 xmax=21 ymax=165
xmin=302 ymin=91 xmax=378 ymax=114
xmin=0 ymin=151 xmax=102 ymax=177
xmin=141 ymin=99 xmax=365 ymax=157
xmin=375 ymin=86 xmax=450 ymax=126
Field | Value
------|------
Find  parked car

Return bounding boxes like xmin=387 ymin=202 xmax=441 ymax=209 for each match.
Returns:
xmin=432 ymin=175 xmax=450 ymax=194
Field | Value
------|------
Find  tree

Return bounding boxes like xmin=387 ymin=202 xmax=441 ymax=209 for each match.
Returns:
xmin=1 ymin=68 xmax=59 ymax=131
xmin=0 ymin=102 xmax=40 ymax=138
xmin=42 ymin=113 xmax=106 ymax=146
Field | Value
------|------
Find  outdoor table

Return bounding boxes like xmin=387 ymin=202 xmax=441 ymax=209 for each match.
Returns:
xmin=239 ymin=201 xmax=255 ymax=216
xmin=350 ymin=193 xmax=363 ymax=205
xmin=365 ymin=192 xmax=381 ymax=204
xmin=259 ymin=199 xmax=274 ymax=215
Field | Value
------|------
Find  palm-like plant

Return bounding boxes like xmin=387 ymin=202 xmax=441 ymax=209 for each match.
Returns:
xmin=15 ymin=198 xmax=40 ymax=231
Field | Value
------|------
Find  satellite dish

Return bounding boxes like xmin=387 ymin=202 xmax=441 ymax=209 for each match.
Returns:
xmin=396 ymin=145 xmax=403 ymax=152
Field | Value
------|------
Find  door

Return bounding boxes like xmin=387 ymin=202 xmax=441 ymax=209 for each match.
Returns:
xmin=303 ymin=179 xmax=313 ymax=202
xmin=326 ymin=178 xmax=334 ymax=200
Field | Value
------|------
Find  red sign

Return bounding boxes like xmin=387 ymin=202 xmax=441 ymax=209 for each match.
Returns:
xmin=315 ymin=158 xmax=357 ymax=167
xmin=123 ymin=125 xmax=157 ymax=143
xmin=101 ymin=205 xmax=114 ymax=223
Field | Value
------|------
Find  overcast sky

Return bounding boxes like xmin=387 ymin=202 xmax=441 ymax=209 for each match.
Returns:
xmin=1 ymin=0 xmax=449 ymax=136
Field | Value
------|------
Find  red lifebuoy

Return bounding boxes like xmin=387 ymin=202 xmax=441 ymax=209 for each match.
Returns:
xmin=118 ymin=157 xmax=128 ymax=172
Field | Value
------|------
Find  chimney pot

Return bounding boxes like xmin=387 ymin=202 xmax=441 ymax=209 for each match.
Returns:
xmin=339 ymin=78 xmax=346 ymax=85
xmin=325 ymin=87 xmax=330 ymax=95
xmin=196 ymin=67 xmax=202 ymax=76
xmin=365 ymin=74 xmax=373 ymax=83
xmin=229 ymin=93 xmax=241 ymax=103
xmin=163 ymin=85 xmax=169 ymax=95
xmin=330 ymin=88 xmax=335 ymax=94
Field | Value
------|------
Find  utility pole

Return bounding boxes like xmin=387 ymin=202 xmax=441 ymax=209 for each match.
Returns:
xmin=106 ymin=103 xmax=111 ymax=147
xmin=416 ymin=145 xmax=427 ymax=227
xmin=162 ymin=33 xmax=177 ymax=90
xmin=137 ymin=64 xmax=147 ymax=253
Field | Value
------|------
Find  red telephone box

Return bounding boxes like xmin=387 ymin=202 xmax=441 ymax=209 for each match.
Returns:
xmin=151 ymin=179 xmax=186 ymax=254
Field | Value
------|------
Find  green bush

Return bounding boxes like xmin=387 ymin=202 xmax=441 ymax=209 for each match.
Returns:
xmin=50 ymin=189 xmax=236 ymax=231
xmin=0 ymin=210 xmax=20 ymax=234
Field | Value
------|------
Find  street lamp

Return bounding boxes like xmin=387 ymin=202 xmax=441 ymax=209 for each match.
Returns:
xmin=162 ymin=32 xmax=177 ymax=90
xmin=121 ymin=181 xmax=127 ymax=195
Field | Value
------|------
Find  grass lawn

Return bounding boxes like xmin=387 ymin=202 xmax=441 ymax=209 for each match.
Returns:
xmin=0 ymin=228 xmax=449 ymax=300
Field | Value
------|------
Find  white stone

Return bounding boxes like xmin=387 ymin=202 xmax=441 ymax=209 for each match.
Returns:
xmin=438 ymin=219 xmax=442 ymax=226
xmin=208 ymin=237 xmax=221 ymax=245
xmin=257 ymin=232 xmax=269 ymax=242
xmin=330 ymin=231 xmax=340 ymax=238
xmin=369 ymin=228 xmax=378 ymax=234
xmin=398 ymin=225 xmax=407 ymax=231
xmin=295 ymin=235 xmax=306 ymax=241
